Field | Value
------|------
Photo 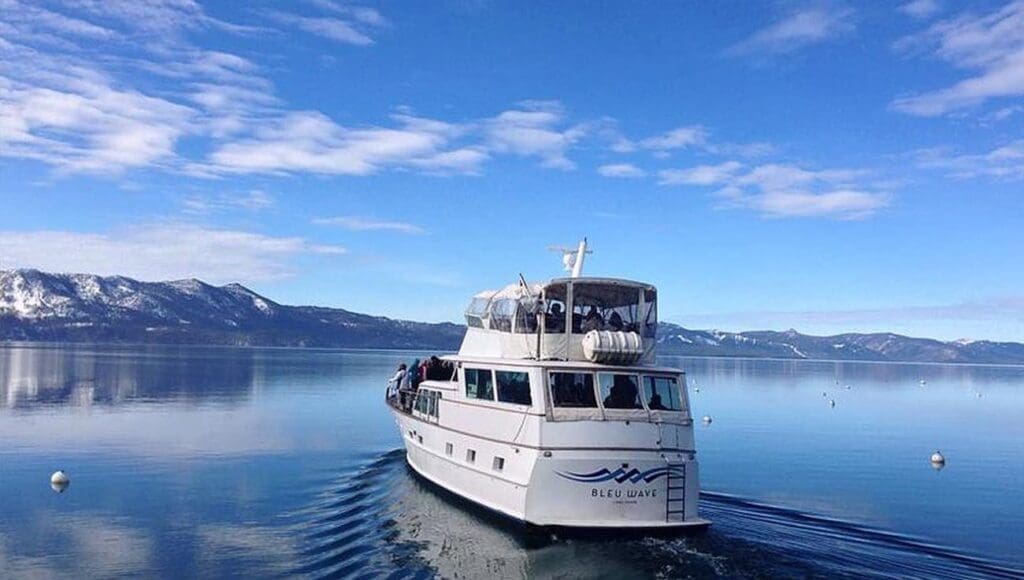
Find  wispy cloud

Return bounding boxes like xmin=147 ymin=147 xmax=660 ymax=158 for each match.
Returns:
xmin=0 ymin=224 xmax=345 ymax=283
xmin=658 ymin=161 xmax=743 ymax=186
xmin=900 ymin=0 xmax=942 ymax=20
xmin=662 ymin=162 xmax=889 ymax=220
xmin=483 ymin=101 xmax=587 ymax=170
xmin=609 ymin=124 xmax=773 ymax=161
xmin=312 ymin=216 xmax=426 ymax=234
xmin=597 ymin=163 xmax=646 ymax=178
xmin=912 ymin=141 xmax=1024 ymax=180
xmin=639 ymin=125 xmax=707 ymax=151
xmin=182 ymin=191 xmax=275 ymax=213
xmin=197 ymin=110 xmax=486 ymax=176
xmin=891 ymin=1 xmax=1024 ymax=116
xmin=267 ymin=11 xmax=379 ymax=46
xmin=0 ymin=70 xmax=196 ymax=173
xmin=726 ymin=4 xmax=855 ymax=57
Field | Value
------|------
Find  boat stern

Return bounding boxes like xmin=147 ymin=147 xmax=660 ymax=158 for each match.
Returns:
xmin=524 ymin=451 xmax=708 ymax=530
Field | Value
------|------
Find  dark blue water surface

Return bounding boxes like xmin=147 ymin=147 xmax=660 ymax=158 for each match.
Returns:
xmin=0 ymin=343 xmax=1021 ymax=578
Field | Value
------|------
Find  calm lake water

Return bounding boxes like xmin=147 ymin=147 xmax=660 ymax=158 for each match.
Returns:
xmin=1 ymin=343 xmax=1021 ymax=578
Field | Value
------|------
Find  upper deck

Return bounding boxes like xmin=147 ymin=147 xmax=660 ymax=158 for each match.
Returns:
xmin=459 ymin=275 xmax=659 ymax=365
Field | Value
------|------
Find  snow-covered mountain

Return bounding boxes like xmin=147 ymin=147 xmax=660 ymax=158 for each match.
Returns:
xmin=656 ymin=323 xmax=1024 ymax=364
xmin=0 ymin=269 xmax=465 ymax=349
xmin=2 ymin=269 xmax=1021 ymax=363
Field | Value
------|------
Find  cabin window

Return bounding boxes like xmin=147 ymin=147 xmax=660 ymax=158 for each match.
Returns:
xmin=543 ymin=283 xmax=568 ymax=333
xmin=550 ymin=372 xmax=598 ymax=407
xmin=428 ymin=391 xmax=439 ymax=417
xmin=493 ymin=457 xmax=505 ymax=471
xmin=464 ymin=368 xmax=495 ymax=400
xmin=414 ymin=390 xmax=441 ymax=417
xmin=514 ymin=300 xmax=540 ymax=334
xmin=490 ymin=299 xmax=516 ymax=332
xmin=643 ymin=376 xmax=682 ymax=411
xmin=465 ymin=296 xmax=490 ymax=328
xmin=642 ymin=288 xmax=657 ymax=338
xmin=571 ymin=283 xmax=641 ymax=334
xmin=496 ymin=371 xmax=532 ymax=405
xmin=445 ymin=442 xmax=453 ymax=456
xmin=598 ymin=373 xmax=642 ymax=409
xmin=466 ymin=449 xmax=476 ymax=463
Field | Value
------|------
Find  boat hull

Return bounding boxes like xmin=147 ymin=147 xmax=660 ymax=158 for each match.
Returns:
xmin=393 ymin=408 xmax=709 ymax=530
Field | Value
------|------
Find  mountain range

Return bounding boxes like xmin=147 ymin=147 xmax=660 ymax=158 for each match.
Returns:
xmin=2 ymin=269 xmax=1023 ymax=365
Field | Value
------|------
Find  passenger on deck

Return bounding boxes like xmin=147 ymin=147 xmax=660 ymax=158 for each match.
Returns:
xmin=410 ymin=359 xmax=421 ymax=389
xmin=648 ymin=392 xmax=667 ymax=410
xmin=604 ymin=374 xmax=639 ymax=409
xmin=582 ymin=306 xmax=604 ymax=332
xmin=608 ymin=311 xmax=624 ymax=331
xmin=388 ymin=363 xmax=406 ymax=401
xmin=546 ymin=302 xmax=565 ymax=333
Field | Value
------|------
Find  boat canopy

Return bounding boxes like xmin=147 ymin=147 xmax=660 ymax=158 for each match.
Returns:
xmin=460 ymin=277 xmax=657 ymax=364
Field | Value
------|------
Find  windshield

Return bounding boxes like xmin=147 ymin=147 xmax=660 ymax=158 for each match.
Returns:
xmin=571 ymin=283 xmax=642 ymax=334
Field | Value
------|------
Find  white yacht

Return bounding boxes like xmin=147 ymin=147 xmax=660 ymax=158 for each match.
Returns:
xmin=387 ymin=240 xmax=708 ymax=530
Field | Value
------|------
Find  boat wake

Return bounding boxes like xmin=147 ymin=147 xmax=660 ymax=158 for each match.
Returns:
xmin=289 ymin=450 xmax=1021 ymax=579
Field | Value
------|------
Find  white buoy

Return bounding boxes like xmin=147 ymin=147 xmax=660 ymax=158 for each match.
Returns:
xmin=920 ymin=379 xmax=926 ymax=386
xmin=930 ymin=450 xmax=945 ymax=465
xmin=845 ymin=385 xmax=852 ymax=390
xmin=702 ymin=415 xmax=713 ymax=424
xmin=829 ymin=399 xmax=836 ymax=407
xmin=50 ymin=470 xmax=69 ymax=485
xmin=50 ymin=470 xmax=70 ymax=492
xmin=695 ymin=387 xmax=700 ymax=393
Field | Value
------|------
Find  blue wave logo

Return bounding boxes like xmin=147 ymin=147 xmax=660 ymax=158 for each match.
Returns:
xmin=556 ymin=466 xmax=685 ymax=484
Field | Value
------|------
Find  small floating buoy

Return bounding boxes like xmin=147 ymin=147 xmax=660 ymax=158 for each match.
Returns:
xmin=920 ymin=379 xmax=926 ymax=386
xmin=695 ymin=387 xmax=700 ymax=393
xmin=50 ymin=470 xmax=69 ymax=493
xmin=829 ymin=399 xmax=836 ymax=408
xmin=845 ymin=385 xmax=852 ymax=390
xmin=930 ymin=451 xmax=946 ymax=470
xmin=702 ymin=415 xmax=713 ymax=424
xmin=822 ymin=391 xmax=827 ymax=397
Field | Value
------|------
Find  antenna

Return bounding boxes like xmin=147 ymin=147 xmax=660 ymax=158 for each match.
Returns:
xmin=548 ymin=238 xmax=592 ymax=278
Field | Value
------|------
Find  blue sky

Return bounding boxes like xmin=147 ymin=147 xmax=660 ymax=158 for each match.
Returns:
xmin=1 ymin=0 xmax=1022 ymax=341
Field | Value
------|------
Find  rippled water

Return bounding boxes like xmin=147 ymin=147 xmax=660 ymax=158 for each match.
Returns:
xmin=0 ymin=343 xmax=1021 ymax=578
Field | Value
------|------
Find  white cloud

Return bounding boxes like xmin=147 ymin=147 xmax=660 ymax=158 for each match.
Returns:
xmin=0 ymin=224 xmax=345 ymax=283
xmin=913 ymin=140 xmax=1024 ymax=179
xmin=0 ymin=0 xmax=115 ymax=40
xmin=312 ymin=216 xmax=426 ymax=234
xmin=639 ymin=125 xmax=707 ymax=150
xmin=200 ymin=110 xmax=483 ymax=176
xmin=0 ymin=72 xmax=196 ymax=173
xmin=597 ymin=163 xmax=646 ymax=178
xmin=658 ymin=161 xmax=743 ymax=185
xmin=268 ymin=11 xmax=374 ymax=46
xmin=483 ymin=102 xmax=587 ymax=170
xmin=725 ymin=188 xmax=889 ymax=220
xmin=891 ymin=1 xmax=1024 ymax=116
xmin=662 ymin=161 xmax=889 ymax=220
xmin=182 ymin=191 xmax=275 ymax=213
xmin=727 ymin=4 xmax=855 ymax=56
xmin=900 ymin=0 xmax=942 ymax=20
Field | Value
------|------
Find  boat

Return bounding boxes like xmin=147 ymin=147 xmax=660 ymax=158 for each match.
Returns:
xmin=386 ymin=239 xmax=709 ymax=530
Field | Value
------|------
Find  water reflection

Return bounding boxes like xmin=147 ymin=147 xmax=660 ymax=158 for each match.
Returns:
xmin=0 ymin=343 xmax=263 ymax=409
